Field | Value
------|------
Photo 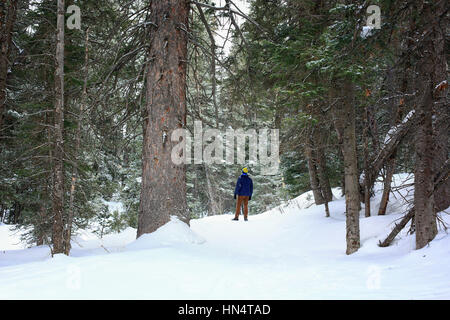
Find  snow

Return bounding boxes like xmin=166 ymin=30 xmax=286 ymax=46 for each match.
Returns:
xmin=435 ymin=80 xmax=448 ymax=91
xmin=103 ymin=200 xmax=125 ymax=214
xmin=361 ymin=26 xmax=374 ymax=38
xmin=0 ymin=223 xmax=28 ymax=251
xmin=383 ymin=110 xmax=415 ymax=145
xmin=0 ymin=174 xmax=449 ymax=299
xmin=127 ymin=216 xmax=206 ymax=251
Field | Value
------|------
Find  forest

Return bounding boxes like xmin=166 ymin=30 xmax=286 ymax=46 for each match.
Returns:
xmin=0 ymin=0 xmax=448 ymax=269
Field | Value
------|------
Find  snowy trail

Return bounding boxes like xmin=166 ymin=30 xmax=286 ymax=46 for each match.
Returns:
xmin=1 ymin=178 xmax=450 ymax=299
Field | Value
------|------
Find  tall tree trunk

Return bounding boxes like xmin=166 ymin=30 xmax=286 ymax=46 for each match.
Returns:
xmin=64 ymin=29 xmax=89 ymax=255
xmin=413 ymin=1 xmax=445 ymax=250
xmin=304 ymin=133 xmax=325 ymax=205
xmin=0 ymin=0 xmax=18 ymax=136
xmin=333 ymin=80 xmax=360 ymax=254
xmin=433 ymin=97 xmax=450 ymax=212
xmin=315 ymin=127 xmax=333 ymax=202
xmin=314 ymin=127 xmax=332 ymax=217
xmin=430 ymin=3 xmax=449 ymax=214
xmin=137 ymin=0 xmax=189 ymax=237
xmin=204 ymin=164 xmax=222 ymax=215
xmin=52 ymin=0 xmax=65 ymax=255
xmin=433 ymin=97 xmax=449 ymax=213
xmin=363 ymin=104 xmax=371 ymax=217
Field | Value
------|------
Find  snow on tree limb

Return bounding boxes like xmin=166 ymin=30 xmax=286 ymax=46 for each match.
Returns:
xmin=362 ymin=110 xmax=416 ymax=193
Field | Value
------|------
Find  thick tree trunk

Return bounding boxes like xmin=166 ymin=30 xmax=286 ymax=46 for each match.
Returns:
xmin=137 ymin=0 xmax=189 ymax=237
xmin=413 ymin=0 xmax=446 ymax=250
xmin=430 ymin=4 xmax=449 ymax=214
xmin=0 ymin=0 xmax=18 ymax=135
xmin=433 ymin=97 xmax=449 ymax=213
xmin=414 ymin=97 xmax=436 ymax=250
xmin=334 ymin=80 xmax=360 ymax=254
xmin=51 ymin=0 xmax=65 ymax=255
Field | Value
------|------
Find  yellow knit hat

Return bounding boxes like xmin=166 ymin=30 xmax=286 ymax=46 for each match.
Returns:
xmin=242 ymin=167 xmax=248 ymax=173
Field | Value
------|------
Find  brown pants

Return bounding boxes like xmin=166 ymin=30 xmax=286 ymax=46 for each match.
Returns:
xmin=234 ymin=195 xmax=249 ymax=219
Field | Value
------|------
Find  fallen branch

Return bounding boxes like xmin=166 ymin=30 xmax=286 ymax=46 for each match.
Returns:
xmin=362 ymin=110 xmax=416 ymax=196
xmin=378 ymin=159 xmax=450 ymax=247
xmin=378 ymin=208 xmax=414 ymax=247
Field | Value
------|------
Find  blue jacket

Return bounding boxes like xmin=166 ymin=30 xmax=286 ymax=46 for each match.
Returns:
xmin=234 ymin=173 xmax=253 ymax=198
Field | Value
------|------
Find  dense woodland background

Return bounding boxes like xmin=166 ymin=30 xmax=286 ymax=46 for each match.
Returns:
xmin=0 ymin=0 xmax=448 ymax=255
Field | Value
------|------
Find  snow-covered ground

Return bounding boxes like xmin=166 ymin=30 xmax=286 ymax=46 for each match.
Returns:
xmin=0 ymin=174 xmax=449 ymax=299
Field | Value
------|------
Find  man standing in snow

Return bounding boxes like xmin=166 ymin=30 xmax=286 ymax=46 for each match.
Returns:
xmin=232 ymin=167 xmax=253 ymax=221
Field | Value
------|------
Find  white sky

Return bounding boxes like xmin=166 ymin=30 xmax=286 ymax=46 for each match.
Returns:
xmin=215 ymin=0 xmax=251 ymax=56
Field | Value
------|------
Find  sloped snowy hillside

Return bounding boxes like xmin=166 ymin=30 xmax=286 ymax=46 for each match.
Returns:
xmin=0 ymin=174 xmax=449 ymax=299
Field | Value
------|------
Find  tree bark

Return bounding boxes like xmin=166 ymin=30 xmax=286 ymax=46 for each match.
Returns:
xmin=51 ymin=0 xmax=65 ymax=255
xmin=137 ymin=0 xmax=189 ymax=237
xmin=413 ymin=0 xmax=445 ymax=250
xmin=304 ymin=134 xmax=325 ymax=205
xmin=430 ymin=2 xmax=449 ymax=214
xmin=432 ymin=93 xmax=449 ymax=213
xmin=414 ymin=90 xmax=436 ymax=250
xmin=333 ymin=80 xmax=360 ymax=254
xmin=314 ymin=127 xmax=333 ymax=203
xmin=342 ymin=81 xmax=360 ymax=254
xmin=0 ymin=0 xmax=18 ymax=136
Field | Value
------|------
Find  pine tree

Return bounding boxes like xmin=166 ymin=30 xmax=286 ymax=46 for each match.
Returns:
xmin=137 ymin=0 xmax=190 ymax=237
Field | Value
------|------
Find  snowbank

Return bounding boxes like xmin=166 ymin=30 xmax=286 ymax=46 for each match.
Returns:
xmin=274 ymin=188 xmax=341 ymax=213
xmin=126 ymin=216 xmax=205 ymax=251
